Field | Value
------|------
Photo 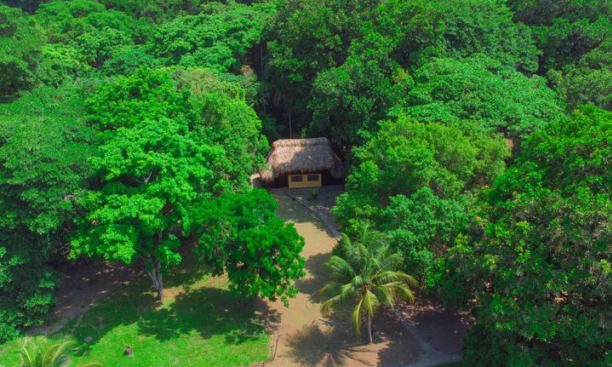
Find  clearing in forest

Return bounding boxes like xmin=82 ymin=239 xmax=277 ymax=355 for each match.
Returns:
xmin=262 ymin=193 xmax=423 ymax=367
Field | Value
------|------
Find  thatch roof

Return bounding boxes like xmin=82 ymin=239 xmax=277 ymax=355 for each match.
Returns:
xmin=259 ymin=138 xmax=345 ymax=182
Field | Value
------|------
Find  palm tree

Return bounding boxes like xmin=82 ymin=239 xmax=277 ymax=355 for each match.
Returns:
xmin=319 ymin=225 xmax=417 ymax=344
xmin=19 ymin=339 xmax=103 ymax=367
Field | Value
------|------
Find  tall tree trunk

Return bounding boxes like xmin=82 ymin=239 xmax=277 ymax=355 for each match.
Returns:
xmin=368 ymin=313 xmax=373 ymax=344
xmin=145 ymin=256 xmax=164 ymax=301
xmin=288 ymin=110 xmax=293 ymax=138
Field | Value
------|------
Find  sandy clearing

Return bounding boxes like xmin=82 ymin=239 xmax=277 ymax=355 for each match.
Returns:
xmin=260 ymin=193 xmax=423 ymax=367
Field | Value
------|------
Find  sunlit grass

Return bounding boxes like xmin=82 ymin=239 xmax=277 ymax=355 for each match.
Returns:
xmin=0 ymin=269 xmax=270 ymax=367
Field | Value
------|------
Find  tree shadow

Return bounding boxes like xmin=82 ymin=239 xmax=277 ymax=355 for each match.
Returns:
xmin=409 ymin=308 xmax=470 ymax=355
xmin=68 ymin=280 xmax=159 ymax=351
xmin=377 ymin=332 xmax=424 ymax=367
xmin=285 ymin=307 xmax=425 ymax=367
xmin=376 ymin=309 xmax=427 ymax=366
xmin=137 ymin=287 xmax=280 ymax=343
xmin=272 ymin=192 xmax=336 ymax=237
xmin=377 ymin=339 xmax=424 ymax=367
xmin=162 ymin=256 xmax=210 ymax=289
xmin=67 ymin=282 xmax=280 ymax=357
xmin=286 ymin=322 xmax=376 ymax=367
xmin=294 ymin=252 xmax=332 ymax=301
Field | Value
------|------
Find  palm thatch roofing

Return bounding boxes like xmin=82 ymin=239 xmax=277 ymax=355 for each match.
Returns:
xmin=259 ymin=138 xmax=345 ymax=182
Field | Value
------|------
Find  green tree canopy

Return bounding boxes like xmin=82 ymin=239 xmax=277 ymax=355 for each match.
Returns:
xmin=0 ymin=83 xmax=95 ymax=342
xmin=75 ymin=27 xmax=134 ymax=68
xmin=379 ymin=0 xmax=540 ymax=73
xmin=70 ymin=67 xmax=281 ymax=301
xmin=194 ymin=189 xmax=305 ymax=304
xmin=0 ymin=4 xmax=43 ymax=97
xmin=436 ymin=105 xmax=612 ymax=365
xmin=34 ymin=0 xmax=148 ymax=44
xmin=98 ymin=44 xmax=157 ymax=76
xmin=334 ymin=116 xmax=509 ymax=276
xmin=507 ymin=0 xmax=612 ymax=72
xmin=70 ymin=68 xmax=221 ymax=299
xmin=36 ymin=43 xmax=92 ymax=87
xmin=149 ymin=2 xmax=274 ymax=73
xmin=264 ymin=0 xmax=543 ymax=143
xmin=548 ymin=39 xmax=612 ymax=110
xmin=265 ymin=0 xmax=381 ymax=135
xmin=398 ymin=55 xmax=563 ymax=140
xmin=0 ymin=0 xmax=44 ymax=13
xmin=98 ymin=0 xmax=205 ymax=22
xmin=307 ymin=33 xmax=406 ymax=152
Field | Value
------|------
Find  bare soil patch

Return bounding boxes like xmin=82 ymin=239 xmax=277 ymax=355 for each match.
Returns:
xmin=396 ymin=300 xmax=472 ymax=356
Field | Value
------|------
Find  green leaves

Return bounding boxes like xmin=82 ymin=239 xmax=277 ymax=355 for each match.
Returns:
xmin=333 ymin=117 xmax=508 ymax=286
xmin=149 ymin=3 xmax=275 ymax=72
xmin=263 ymin=0 xmax=546 ymax=142
xmin=0 ymin=83 xmax=94 ymax=341
xmin=335 ymin=116 xmax=508 ymax=226
xmin=438 ymin=105 xmax=612 ymax=365
xmin=75 ymin=27 xmax=133 ymax=68
xmin=399 ymin=55 xmax=563 ymax=140
xmin=548 ymin=39 xmax=612 ymax=110
xmin=71 ymin=68 xmax=222 ymax=275
xmin=507 ymin=0 xmax=612 ymax=72
xmin=70 ymin=67 xmax=297 ymax=303
xmin=194 ymin=190 xmax=305 ymax=305
xmin=379 ymin=0 xmax=540 ymax=73
xmin=0 ymin=4 xmax=43 ymax=97
xmin=34 ymin=1 xmax=144 ymax=44
xmin=320 ymin=226 xmax=416 ymax=339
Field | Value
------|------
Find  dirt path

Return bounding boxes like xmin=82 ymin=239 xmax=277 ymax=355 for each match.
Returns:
xmin=262 ymin=193 xmax=423 ymax=367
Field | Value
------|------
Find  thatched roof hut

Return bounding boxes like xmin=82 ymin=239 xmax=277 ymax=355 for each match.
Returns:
xmin=259 ymin=138 xmax=345 ymax=183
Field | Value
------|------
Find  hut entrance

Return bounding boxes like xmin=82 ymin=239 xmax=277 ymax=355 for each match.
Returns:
xmin=288 ymin=173 xmax=321 ymax=188
xmin=259 ymin=138 xmax=345 ymax=188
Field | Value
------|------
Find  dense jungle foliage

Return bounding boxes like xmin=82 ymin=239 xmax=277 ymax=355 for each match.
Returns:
xmin=0 ymin=0 xmax=610 ymax=365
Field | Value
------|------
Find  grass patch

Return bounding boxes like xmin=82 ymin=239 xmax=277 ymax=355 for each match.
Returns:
xmin=0 ymin=269 xmax=270 ymax=367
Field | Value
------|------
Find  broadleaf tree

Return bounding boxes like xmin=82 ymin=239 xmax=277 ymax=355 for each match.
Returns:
xmin=436 ymin=105 xmax=612 ymax=365
xmin=0 ymin=4 xmax=43 ymax=98
xmin=70 ymin=67 xmax=301 ymax=302
xmin=333 ymin=116 xmax=509 ymax=278
xmin=194 ymin=189 xmax=305 ymax=305
xmin=0 ymin=83 xmax=95 ymax=342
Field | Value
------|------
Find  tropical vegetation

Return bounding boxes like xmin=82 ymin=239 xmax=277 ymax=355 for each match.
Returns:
xmin=320 ymin=227 xmax=417 ymax=344
xmin=19 ymin=340 xmax=102 ymax=367
xmin=0 ymin=0 xmax=610 ymax=366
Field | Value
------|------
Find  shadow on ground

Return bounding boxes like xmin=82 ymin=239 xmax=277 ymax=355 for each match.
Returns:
xmin=272 ymin=192 xmax=335 ymax=237
xmin=284 ymin=308 xmax=423 ymax=367
xmin=137 ymin=288 xmax=280 ymax=343
xmin=293 ymin=252 xmax=332 ymax=301
xmin=286 ymin=323 xmax=376 ymax=367
xmin=66 ymin=271 xmax=279 ymax=354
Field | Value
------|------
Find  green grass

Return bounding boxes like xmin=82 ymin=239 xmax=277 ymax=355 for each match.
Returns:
xmin=0 ymin=269 xmax=270 ymax=367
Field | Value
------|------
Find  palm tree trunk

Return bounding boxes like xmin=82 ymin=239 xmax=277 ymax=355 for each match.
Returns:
xmin=368 ymin=313 xmax=373 ymax=344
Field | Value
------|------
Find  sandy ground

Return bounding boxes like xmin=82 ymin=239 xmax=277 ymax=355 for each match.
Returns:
xmin=398 ymin=301 xmax=471 ymax=356
xmin=260 ymin=194 xmax=424 ymax=367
